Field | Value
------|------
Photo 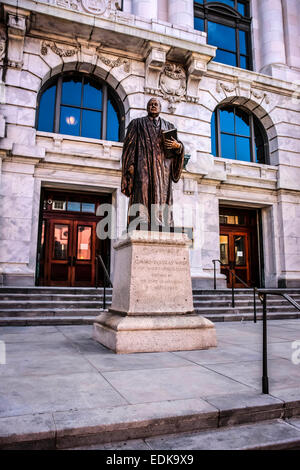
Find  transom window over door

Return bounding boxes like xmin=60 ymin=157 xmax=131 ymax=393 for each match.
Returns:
xmin=194 ymin=0 xmax=252 ymax=70
xmin=211 ymin=105 xmax=269 ymax=164
xmin=37 ymin=73 xmax=124 ymax=142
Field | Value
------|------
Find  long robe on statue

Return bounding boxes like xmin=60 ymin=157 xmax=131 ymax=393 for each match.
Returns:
xmin=121 ymin=116 xmax=184 ymax=226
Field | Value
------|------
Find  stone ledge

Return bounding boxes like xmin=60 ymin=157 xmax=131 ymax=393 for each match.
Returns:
xmin=113 ymin=230 xmax=192 ymax=250
xmin=1 ymin=392 xmax=299 ymax=450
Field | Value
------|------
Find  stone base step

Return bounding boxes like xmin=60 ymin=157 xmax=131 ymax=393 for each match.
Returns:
xmin=0 ymin=309 xmax=102 ymax=318
xmin=0 ymin=311 xmax=298 ymax=326
xmin=0 ymin=316 xmax=97 ymax=326
xmin=1 ymin=392 xmax=300 ymax=450
xmin=77 ymin=419 xmax=300 ymax=451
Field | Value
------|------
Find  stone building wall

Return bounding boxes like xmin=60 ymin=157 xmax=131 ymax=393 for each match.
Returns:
xmin=0 ymin=0 xmax=299 ymax=287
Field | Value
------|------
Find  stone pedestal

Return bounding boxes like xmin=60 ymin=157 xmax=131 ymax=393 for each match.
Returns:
xmin=93 ymin=230 xmax=217 ymax=354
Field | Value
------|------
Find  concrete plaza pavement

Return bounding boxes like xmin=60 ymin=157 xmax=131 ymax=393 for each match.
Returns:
xmin=1 ymin=319 xmax=300 ymax=449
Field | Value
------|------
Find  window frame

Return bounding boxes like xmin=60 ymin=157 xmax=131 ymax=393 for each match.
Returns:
xmin=194 ymin=0 xmax=253 ymax=70
xmin=36 ymin=72 xmax=125 ymax=142
xmin=212 ymin=105 xmax=269 ymax=164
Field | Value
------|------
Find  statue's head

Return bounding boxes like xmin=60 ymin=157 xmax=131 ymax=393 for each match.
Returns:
xmin=147 ymin=98 xmax=161 ymax=118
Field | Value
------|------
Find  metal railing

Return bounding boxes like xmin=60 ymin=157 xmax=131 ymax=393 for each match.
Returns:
xmin=212 ymin=259 xmax=257 ymax=323
xmin=256 ymin=289 xmax=300 ymax=394
xmin=95 ymin=255 xmax=113 ymax=310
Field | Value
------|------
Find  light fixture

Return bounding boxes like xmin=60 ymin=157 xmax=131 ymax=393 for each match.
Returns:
xmin=66 ymin=116 xmax=77 ymax=125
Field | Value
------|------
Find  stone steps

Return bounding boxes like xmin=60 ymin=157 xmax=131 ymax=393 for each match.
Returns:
xmin=67 ymin=419 xmax=300 ymax=451
xmin=0 ymin=287 xmax=299 ymax=325
xmin=1 ymin=393 xmax=300 ymax=450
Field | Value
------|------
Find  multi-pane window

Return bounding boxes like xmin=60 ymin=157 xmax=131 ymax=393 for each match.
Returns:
xmin=37 ymin=73 xmax=124 ymax=142
xmin=211 ymin=106 xmax=269 ymax=164
xmin=194 ymin=0 xmax=252 ymax=70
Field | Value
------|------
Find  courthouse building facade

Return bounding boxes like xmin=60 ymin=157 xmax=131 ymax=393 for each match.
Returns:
xmin=0 ymin=0 xmax=299 ymax=289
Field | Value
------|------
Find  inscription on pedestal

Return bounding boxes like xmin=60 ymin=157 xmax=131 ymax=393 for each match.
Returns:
xmin=131 ymin=246 xmax=192 ymax=311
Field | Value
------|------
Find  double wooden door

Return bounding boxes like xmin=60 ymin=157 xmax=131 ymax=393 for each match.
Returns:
xmin=219 ymin=228 xmax=251 ymax=287
xmin=45 ymin=218 xmax=96 ymax=287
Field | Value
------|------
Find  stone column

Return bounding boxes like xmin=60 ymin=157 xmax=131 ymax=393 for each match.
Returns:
xmin=132 ymin=0 xmax=158 ymax=20
xmin=282 ymin=0 xmax=300 ymax=69
xmin=167 ymin=0 xmax=194 ymax=29
xmin=258 ymin=0 xmax=287 ymax=75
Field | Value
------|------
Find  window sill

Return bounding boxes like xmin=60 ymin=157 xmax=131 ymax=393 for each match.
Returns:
xmin=36 ymin=131 xmax=123 ymax=147
xmin=213 ymin=156 xmax=276 ymax=170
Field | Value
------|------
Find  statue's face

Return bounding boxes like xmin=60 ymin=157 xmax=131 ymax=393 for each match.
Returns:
xmin=147 ymin=99 xmax=161 ymax=117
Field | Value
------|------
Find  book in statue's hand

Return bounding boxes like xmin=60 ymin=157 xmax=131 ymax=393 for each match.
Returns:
xmin=162 ymin=129 xmax=178 ymax=158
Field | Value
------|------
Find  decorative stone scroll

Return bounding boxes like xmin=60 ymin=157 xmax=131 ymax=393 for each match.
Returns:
xmin=250 ymin=88 xmax=270 ymax=105
xmin=41 ymin=40 xmax=79 ymax=57
xmin=216 ymin=80 xmax=237 ymax=94
xmin=97 ymin=53 xmax=130 ymax=73
xmin=216 ymin=79 xmax=270 ymax=105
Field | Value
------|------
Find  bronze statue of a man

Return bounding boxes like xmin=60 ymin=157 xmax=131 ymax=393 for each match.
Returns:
xmin=121 ymin=98 xmax=184 ymax=227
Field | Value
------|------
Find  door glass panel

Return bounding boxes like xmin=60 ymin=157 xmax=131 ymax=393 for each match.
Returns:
xmin=234 ymin=236 xmax=245 ymax=266
xmin=77 ymin=226 xmax=92 ymax=260
xmin=67 ymin=201 xmax=81 ymax=212
xmin=53 ymin=224 xmax=69 ymax=260
xmin=220 ymin=215 xmax=246 ymax=225
xmin=220 ymin=235 xmax=229 ymax=264
xmin=82 ymin=203 xmax=95 ymax=213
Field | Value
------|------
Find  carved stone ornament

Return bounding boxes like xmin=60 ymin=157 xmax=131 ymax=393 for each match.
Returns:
xmin=41 ymin=41 xmax=79 ymax=58
xmin=97 ymin=53 xmax=130 ymax=73
xmin=159 ymin=63 xmax=187 ymax=113
xmin=216 ymin=80 xmax=237 ymax=94
xmin=81 ymin=0 xmax=109 ymax=14
xmin=250 ymin=88 xmax=270 ymax=105
xmin=0 ymin=37 xmax=5 ymax=62
xmin=56 ymin=0 xmax=80 ymax=10
xmin=216 ymin=80 xmax=270 ymax=105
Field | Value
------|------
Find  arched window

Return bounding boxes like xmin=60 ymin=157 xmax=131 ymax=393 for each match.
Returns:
xmin=211 ymin=105 xmax=269 ymax=164
xmin=36 ymin=73 xmax=124 ymax=142
xmin=194 ymin=0 xmax=252 ymax=70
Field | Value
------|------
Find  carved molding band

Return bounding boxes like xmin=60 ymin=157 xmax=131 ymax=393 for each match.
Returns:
xmin=41 ymin=41 xmax=79 ymax=57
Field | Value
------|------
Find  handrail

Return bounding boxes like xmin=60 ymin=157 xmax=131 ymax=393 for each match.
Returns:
xmin=256 ymin=288 xmax=300 ymax=394
xmin=212 ymin=259 xmax=257 ymax=323
xmin=95 ymin=254 xmax=113 ymax=310
xmin=257 ymin=289 xmax=300 ymax=311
